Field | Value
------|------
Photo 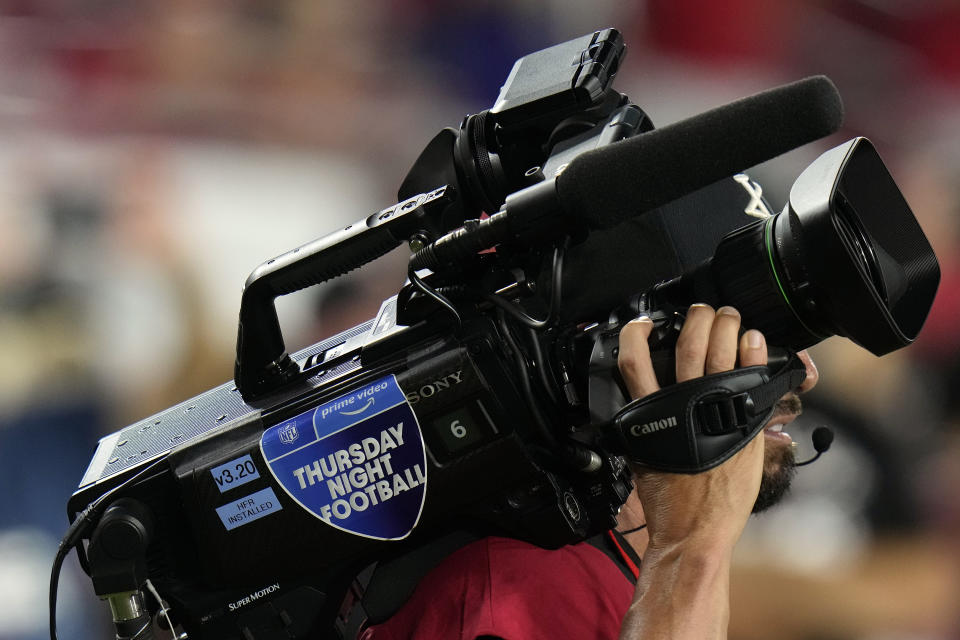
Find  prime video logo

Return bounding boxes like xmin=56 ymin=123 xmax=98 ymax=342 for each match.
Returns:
xmin=320 ymin=380 xmax=389 ymax=420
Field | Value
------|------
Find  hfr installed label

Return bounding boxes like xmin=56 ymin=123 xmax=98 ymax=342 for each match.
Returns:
xmin=216 ymin=487 xmax=282 ymax=531
xmin=260 ymin=375 xmax=427 ymax=540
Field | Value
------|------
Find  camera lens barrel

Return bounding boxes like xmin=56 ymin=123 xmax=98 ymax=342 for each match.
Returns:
xmin=711 ymin=215 xmax=825 ymax=351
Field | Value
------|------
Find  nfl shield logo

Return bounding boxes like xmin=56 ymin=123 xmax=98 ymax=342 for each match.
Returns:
xmin=278 ymin=423 xmax=299 ymax=445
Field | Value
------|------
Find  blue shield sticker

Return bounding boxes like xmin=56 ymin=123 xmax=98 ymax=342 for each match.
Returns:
xmin=260 ymin=375 xmax=427 ymax=540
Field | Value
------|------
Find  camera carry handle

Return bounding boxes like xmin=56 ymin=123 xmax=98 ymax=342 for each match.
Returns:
xmin=234 ymin=186 xmax=452 ymax=401
xmin=603 ymin=353 xmax=807 ymax=473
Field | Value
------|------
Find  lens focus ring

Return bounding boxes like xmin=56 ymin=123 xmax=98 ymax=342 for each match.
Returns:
xmin=712 ymin=217 xmax=819 ymax=351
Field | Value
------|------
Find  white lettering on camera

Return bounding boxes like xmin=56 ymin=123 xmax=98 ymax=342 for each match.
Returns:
xmin=405 ymin=370 xmax=464 ymax=404
xmin=630 ymin=416 xmax=678 ymax=436
xmin=320 ymin=380 xmax=388 ymax=420
xmin=289 ymin=422 xmax=425 ymax=522
xmin=734 ymin=173 xmax=772 ymax=219
xmin=227 ymin=583 xmax=280 ymax=612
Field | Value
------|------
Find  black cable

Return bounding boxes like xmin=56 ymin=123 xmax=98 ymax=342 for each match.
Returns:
xmin=482 ymin=243 xmax=565 ymax=330
xmin=482 ymin=294 xmax=548 ymax=330
xmin=408 ymin=267 xmax=462 ymax=329
xmin=50 ymin=455 xmax=169 ymax=640
xmin=496 ymin=309 xmax=559 ymax=449
xmin=492 ymin=247 xmax=606 ymax=472
xmin=527 ymin=327 xmax=559 ymax=406
xmin=548 ymin=240 xmax=565 ymax=322
xmin=619 ymin=524 xmax=647 ymax=535
xmin=516 ymin=244 xmax=565 ymax=404
xmin=49 ymin=544 xmax=69 ymax=640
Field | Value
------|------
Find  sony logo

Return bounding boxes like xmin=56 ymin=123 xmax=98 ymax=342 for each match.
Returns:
xmin=405 ymin=370 xmax=464 ymax=404
xmin=629 ymin=416 xmax=678 ymax=437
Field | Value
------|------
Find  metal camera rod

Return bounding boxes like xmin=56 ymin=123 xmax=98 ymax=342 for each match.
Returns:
xmin=234 ymin=186 xmax=452 ymax=401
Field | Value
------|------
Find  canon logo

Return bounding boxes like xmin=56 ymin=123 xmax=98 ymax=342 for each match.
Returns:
xmin=629 ymin=416 xmax=678 ymax=437
xmin=405 ymin=370 xmax=464 ymax=404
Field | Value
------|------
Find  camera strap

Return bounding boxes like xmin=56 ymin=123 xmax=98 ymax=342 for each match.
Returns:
xmin=603 ymin=354 xmax=807 ymax=473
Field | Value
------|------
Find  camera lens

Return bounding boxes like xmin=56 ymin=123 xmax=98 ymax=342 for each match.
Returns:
xmin=651 ymin=138 xmax=937 ymax=358
xmin=708 ymin=214 xmax=828 ymax=352
xmin=704 ymin=140 xmax=938 ymax=357
xmin=833 ymin=197 xmax=886 ymax=301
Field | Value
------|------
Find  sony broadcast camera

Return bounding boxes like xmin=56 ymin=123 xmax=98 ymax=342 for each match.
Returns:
xmin=58 ymin=29 xmax=939 ymax=640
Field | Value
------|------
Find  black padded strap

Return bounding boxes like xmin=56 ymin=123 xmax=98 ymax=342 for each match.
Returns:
xmin=603 ymin=354 xmax=807 ymax=473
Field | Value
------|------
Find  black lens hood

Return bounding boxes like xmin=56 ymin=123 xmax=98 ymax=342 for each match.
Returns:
xmin=786 ymin=137 xmax=939 ymax=356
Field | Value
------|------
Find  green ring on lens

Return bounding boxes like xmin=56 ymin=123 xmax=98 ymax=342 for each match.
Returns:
xmin=763 ymin=216 xmax=826 ymax=341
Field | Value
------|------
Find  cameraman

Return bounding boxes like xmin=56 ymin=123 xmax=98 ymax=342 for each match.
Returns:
xmin=360 ymin=303 xmax=819 ymax=639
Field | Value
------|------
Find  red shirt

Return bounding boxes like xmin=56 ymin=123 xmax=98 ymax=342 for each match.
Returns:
xmin=359 ymin=536 xmax=635 ymax=640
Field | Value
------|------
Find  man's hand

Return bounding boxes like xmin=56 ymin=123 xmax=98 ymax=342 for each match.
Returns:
xmin=617 ymin=304 xmax=768 ymax=640
xmin=618 ymin=304 xmax=768 ymax=550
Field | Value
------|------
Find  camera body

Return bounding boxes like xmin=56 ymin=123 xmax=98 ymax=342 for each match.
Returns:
xmin=66 ymin=28 xmax=939 ymax=640
xmin=73 ymin=308 xmax=631 ymax=637
xmin=71 ymin=30 xmax=651 ymax=638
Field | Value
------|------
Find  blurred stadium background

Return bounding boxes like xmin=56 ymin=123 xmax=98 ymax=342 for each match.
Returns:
xmin=1 ymin=1 xmax=958 ymax=639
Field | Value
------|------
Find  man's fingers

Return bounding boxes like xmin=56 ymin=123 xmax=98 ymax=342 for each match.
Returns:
xmin=738 ymin=329 xmax=768 ymax=367
xmin=618 ymin=317 xmax=660 ymax=399
xmin=796 ymin=349 xmax=819 ymax=392
xmin=620 ymin=306 xmax=769 ymax=399
xmin=675 ymin=304 xmax=715 ymax=383
xmin=705 ymin=306 xmax=741 ymax=374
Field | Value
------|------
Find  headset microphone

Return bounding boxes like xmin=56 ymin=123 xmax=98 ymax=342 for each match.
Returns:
xmin=795 ymin=426 xmax=834 ymax=466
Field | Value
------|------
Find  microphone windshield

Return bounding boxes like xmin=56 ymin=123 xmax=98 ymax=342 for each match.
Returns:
xmin=795 ymin=426 xmax=835 ymax=467
xmin=811 ymin=426 xmax=834 ymax=453
xmin=556 ymin=75 xmax=844 ymax=230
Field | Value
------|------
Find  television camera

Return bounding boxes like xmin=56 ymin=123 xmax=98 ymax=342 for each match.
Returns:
xmin=55 ymin=29 xmax=939 ymax=640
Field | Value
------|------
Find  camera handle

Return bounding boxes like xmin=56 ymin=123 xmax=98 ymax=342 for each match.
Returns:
xmin=603 ymin=353 xmax=807 ymax=473
xmin=585 ymin=307 xmax=805 ymax=472
xmin=234 ymin=186 xmax=452 ymax=400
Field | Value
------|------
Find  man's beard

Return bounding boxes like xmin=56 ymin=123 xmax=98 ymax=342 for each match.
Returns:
xmin=752 ymin=442 xmax=796 ymax=513
xmin=751 ymin=393 xmax=802 ymax=514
